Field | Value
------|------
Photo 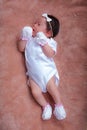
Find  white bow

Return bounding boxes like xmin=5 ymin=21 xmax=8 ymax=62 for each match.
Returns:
xmin=42 ymin=13 xmax=52 ymax=22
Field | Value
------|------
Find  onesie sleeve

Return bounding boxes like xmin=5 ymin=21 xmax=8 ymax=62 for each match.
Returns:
xmin=20 ymin=26 xmax=32 ymax=40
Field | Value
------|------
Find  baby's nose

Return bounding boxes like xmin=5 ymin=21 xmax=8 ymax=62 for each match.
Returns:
xmin=34 ymin=23 xmax=37 ymax=27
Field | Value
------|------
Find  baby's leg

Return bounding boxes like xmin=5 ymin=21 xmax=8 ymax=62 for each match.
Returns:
xmin=29 ymin=78 xmax=52 ymax=120
xmin=47 ymin=76 xmax=66 ymax=120
xmin=29 ymin=78 xmax=48 ymax=107
xmin=47 ymin=76 xmax=62 ymax=105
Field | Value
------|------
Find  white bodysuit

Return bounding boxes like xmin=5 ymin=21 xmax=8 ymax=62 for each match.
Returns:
xmin=21 ymin=26 xmax=59 ymax=93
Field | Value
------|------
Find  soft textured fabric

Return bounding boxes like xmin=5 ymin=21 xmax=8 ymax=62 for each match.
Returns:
xmin=53 ymin=105 xmax=66 ymax=120
xmin=42 ymin=104 xmax=52 ymax=120
xmin=21 ymin=26 xmax=59 ymax=93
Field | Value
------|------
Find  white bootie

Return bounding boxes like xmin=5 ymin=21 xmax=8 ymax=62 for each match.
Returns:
xmin=53 ymin=104 xmax=66 ymax=120
xmin=42 ymin=104 xmax=52 ymax=120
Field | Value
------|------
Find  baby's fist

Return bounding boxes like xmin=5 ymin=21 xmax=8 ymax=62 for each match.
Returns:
xmin=36 ymin=32 xmax=48 ymax=46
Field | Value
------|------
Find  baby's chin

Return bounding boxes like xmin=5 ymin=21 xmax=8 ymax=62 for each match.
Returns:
xmin=32 ymin=33 xmax=36 ymax=37
xmin=32 ymin=30 xmax=37 ymax=37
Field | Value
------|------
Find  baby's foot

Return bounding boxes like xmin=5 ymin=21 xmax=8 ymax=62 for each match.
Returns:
xmin=53 ymin=104 xmax=66 ymax=120
xmin=42 ymin=104 xmax=52 ymax=120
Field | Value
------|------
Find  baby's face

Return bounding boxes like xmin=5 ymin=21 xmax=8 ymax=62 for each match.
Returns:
xmin=32 ymin=17 xmax=48 ymax=37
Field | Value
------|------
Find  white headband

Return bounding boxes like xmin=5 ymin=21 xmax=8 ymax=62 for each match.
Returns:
xmin=42 ymin=13 xmax=52 ymax=22
xmin=42 ymin=13 xmax=53 ymax=37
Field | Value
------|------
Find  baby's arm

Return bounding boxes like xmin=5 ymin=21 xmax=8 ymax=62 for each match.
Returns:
xmin=36 ymin=32 xmax=56 ymax=58
xmin=42 ymin=44 xmax=55 ymax=58
xmin=18 ymin=39 xmax=27 ymax=52
xmin=18 ymin=26 xmax=32 ymax=52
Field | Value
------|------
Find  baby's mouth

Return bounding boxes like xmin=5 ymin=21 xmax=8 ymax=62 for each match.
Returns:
xmin=32 ymin=28 xmax=35 ymax=33
xmin=32 ymin=28 xmax=37 ymax=36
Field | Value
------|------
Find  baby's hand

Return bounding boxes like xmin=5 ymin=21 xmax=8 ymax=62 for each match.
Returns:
xmin=36 ymin=32 xmax=48 ymax=46
xmin=21 ymin=26 xmax=32 ymax=40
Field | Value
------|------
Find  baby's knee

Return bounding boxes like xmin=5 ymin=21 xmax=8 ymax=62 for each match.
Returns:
xmin=31 ymin=87 xmax=42 ymax=98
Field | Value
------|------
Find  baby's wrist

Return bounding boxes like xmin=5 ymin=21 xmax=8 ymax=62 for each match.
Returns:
xmin=39 ymin=42 xmax=48 ymax=46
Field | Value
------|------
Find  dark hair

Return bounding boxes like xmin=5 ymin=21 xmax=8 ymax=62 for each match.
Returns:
xmin=46 ymin=15 xmax=60 ymax=38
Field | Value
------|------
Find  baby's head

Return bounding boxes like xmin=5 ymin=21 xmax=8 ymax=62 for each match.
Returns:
xmin=32 ymin=13 xmax=60 ymax=38
xmin=44 ymin=13 xmax=60 ymax=38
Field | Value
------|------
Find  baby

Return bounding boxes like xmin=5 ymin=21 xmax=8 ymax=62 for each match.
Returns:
xmin=18 ymin=13 xmax=66 ymax=120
